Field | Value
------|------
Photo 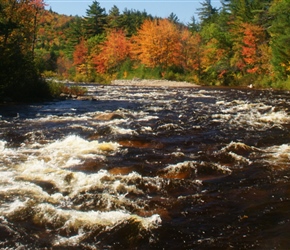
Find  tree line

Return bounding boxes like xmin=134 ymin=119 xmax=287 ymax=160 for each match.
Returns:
xmin=39 ymin=0 xmax=290 ymax=88
xmin=1 ymin=0 xmax=290 ymax=101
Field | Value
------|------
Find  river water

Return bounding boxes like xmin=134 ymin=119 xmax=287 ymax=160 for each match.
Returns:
xmin=0 ymin=85 xmax=290 ymax=249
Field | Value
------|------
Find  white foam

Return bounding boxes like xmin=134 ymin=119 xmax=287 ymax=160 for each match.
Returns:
xmin=264 ymin=144 xmax=290 ymax=162
xmin=137 ymin=115 xmax=159 ymax=122
xmin=162 ymin=161 xmax=197 ymax=175
xmin=141 ymin=126 xmax=153 ymax=132
xmin=37 ymin=135 xmax=119 ymax=168
xmin=259 ymin=110 xmax=290 ymax=124
xmin=228 ymin=152 xmax=252 ymax=165
xmin=212 ymin=163 xmax=232 ymax=173
xmin=0 ymin=140 xmax=7 ymax=152
xmin=32 ymin=203 xmax=161 ymax=234
xmin=17 ymin=160 xmax=106 ymax=195
xmin=110 ymin=126 xmax=137 ymax=135
xmin=222 ymin=141 xmax=257 ymax=153
xmin=215 ymin=101 xmax=290 ymax=130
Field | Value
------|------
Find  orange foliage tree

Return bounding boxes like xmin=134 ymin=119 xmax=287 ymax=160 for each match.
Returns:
xmin=241 ymin=23 xmax=269 ymax=74
xmin=93 ymin=29 xmax=130 ymax=74
xmin=131 ymin=19 xmax=182 ymax=69
xmin=180 ymin=29 xmax=202 ymax=77
xmin=0 ymin=0 xmax=45 ymax=53
xmin=73 ymin=39 xmax=89 ymax=75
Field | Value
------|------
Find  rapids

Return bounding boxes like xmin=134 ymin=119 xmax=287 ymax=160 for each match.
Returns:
xmin=0 ymin=85 xmax=290 ymax=249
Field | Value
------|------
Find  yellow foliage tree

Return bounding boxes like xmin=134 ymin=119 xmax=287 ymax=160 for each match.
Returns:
xmin=131 ymin=19 xmax=182 ymax=69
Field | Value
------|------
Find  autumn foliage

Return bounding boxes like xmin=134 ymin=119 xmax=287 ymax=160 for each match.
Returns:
xmin=3 ymin=0 xmax=290 ymax=95
xmin=131 ymin=19 xmax=181 ymax=69
xmin=93 ymin=29 xmax=130 ymax=74
xmin=241 ymin=23 xmax=266 ymax=74
xmin=73 ymin=39 xmax=89 ymax=74
xmin=0 ymin=0 xmax=50 ymax=101
xmin=28 ymin=0 xmax=290 ymax=88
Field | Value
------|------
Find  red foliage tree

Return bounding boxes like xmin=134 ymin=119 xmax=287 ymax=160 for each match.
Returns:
xmin=93 ymin=29 xmax=130 ymax=74
xmin=241 ymin=23 xmax=266 ymax=74
xmin=73 ymin=39 xmax=89 ymax=75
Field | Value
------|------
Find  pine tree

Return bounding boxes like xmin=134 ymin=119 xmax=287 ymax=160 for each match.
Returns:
xmin=188 ymin=15 xmax=199 ymax=32
xmin=119 ymin=8 xmax=152 ymax=37
xmin=269 ymin=0 xmax=290 ymax=80
xmin=83 ymin=1 xmax=107 ymax=38
xmin=107 ymin=5 xmax=121 ymax=30
xmin=197 ymin=0 xmax=218 ymax=25
xmin=168 ymin=12 xmax=179 ymax=24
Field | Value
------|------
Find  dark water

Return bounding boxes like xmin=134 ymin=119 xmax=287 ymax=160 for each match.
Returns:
xmin=1 ymin=85 xmax=290 ymax=249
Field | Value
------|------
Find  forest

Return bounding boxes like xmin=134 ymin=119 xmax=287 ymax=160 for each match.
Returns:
xmin=1 ymin=0 xmax=290 ymax=101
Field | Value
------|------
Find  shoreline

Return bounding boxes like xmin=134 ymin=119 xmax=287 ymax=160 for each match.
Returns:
xmin=111 ymin=79 xmax=200 ymax=88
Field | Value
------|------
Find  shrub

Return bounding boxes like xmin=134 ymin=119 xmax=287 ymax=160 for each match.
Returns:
xmin=271 ymin=77 xmax=290 ymax=90
xmin=48 ymin=80 xmax=87 ymax=97
xmin=47 ymin=80 xmax=65 ymax=97
xmin=69 ymin=85 xmax=87 ymax=96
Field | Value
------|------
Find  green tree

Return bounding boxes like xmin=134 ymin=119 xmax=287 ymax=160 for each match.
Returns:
xmin=119 ymin=8 xmax=152 ymax=37
xmin=269 ymin=0 xmax=290 ymax=80
xmin=197 ymin=2 xmax=234 ymax=85
xmin=188 ymin=15 xmax=199 ymax=32
xmin=168 ymin=12 xmax=179 ymax=24
xmin=83 ymin=0 xmax=107 ymax=38
xmin=64 ymin=16 xmax=85 ymax=59
xmin=197 ymin=0 xmax=218 ymax=25
xmin=107 ymin=5 xmax=122 ymax=30
xmin=221 ymin=0 xmax=272 ymax=24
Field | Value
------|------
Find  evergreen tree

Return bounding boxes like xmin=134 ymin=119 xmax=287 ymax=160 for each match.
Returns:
xmin=269 ymin=0 xmax=290 ymax=80
xmin=64 ymin=16 xmax=85 ymax=59
xmin=188 ymin=15 xmax=199 ymax=32
xmin=107 ymin=5 xmax=122 ymax=30
xmin=250 ymin=0 xmax=272 ymax=27
xmin=168 ymin=12 xmax=179 ymax=24
xmin=197 ymin=0 xmax=218 ymax=25
xmin=119 ymin=9 xmax=152 ymax=37
xmin=222 ymin=0 xmax=272 ymax=24
xmin=83 ymin=1 xmax=107 ymax=38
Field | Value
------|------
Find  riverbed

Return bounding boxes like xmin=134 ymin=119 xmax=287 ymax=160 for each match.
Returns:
xmin=0 ymin=85 xmax=290 ymax=249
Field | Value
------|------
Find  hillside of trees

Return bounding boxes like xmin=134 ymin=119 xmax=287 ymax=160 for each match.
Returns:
xmin=34 ymin=0 xmax=290 ymax=89
xmin=1 ymin=0 xmax=290 ymax=101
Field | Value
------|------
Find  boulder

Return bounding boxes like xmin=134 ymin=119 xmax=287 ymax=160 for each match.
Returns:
xmin=118 ymin=139 xmax=163 ymax=149
xmin=94 ymin=112 xmax=124 ymax=121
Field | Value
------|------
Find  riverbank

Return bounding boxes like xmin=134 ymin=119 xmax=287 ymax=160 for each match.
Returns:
xmin=111 ymin=79 xmax=199 ymax=87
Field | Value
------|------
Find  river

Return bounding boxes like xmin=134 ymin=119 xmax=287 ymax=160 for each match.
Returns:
xmin=0 ymin=85 xmax=290 ymax=249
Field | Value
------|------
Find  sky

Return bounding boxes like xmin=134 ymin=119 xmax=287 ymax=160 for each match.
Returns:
xmin=45 ymin=0 xmax=222 ymax=24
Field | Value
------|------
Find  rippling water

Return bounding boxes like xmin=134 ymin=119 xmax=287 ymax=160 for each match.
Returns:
xmin=1 ymin=85 xmax=290 ymax=249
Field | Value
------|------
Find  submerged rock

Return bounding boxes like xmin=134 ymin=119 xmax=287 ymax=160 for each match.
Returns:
xmin=94 ymin=112 xmax=124 ymax=121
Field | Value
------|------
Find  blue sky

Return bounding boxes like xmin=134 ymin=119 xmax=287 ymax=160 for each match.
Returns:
xmin=45 ymin=0 xmax=222 ymax=24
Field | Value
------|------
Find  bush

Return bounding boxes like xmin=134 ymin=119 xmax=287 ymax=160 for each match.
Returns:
xmin=69 ymin=85 xmax=87 ymax=96
xmin=47 ymin=80 xmax=65 ymax=97
xmin=270 ymin=77 xmax=290 ymax=90
xmin=117 ymin=59 xmax=134 ymax=79
xmin=42 ymin=70 xmax=57 ymax=78
xmin=48 ymin=80 xmax=87 ymax=97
